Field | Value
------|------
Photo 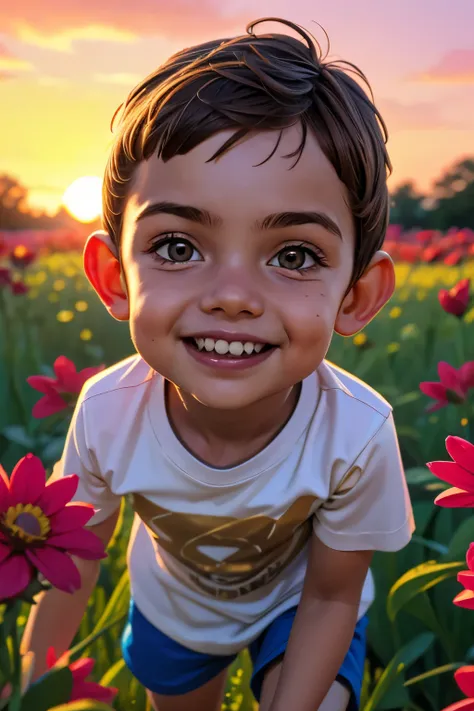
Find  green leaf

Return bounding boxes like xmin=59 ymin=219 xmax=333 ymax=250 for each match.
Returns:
xmin=410 ymin=535 xmax=448 ymax=556
xmin=48 ymin=702 xmax=115 ymax=711
xmin=100 ymin=657 xmax=127 ymax=687
xmin=387 ymin=560 xmax=464 ymax=621
xmin=393 ymin=391 xmax=421 ymax=408
xmin=19 ymin=666 xmax=73 ymax=711
xmin=405 ymin=467 xmax=438 ymax=486
xmin=363 ymin=633 xmax=434 ymax=711
xmin=405 ymin=662 xmax=464 ymax=687
xmin=1 ymin=425 xmax=34 ymax=448
xmin=442 ymin=517 xmax=474 ymax=562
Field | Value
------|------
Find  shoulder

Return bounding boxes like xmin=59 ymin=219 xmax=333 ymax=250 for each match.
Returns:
xmin=317 ymin=359 xmax=392 ymax=421
xmin=80 ymin=353 xmax=155 ymax=406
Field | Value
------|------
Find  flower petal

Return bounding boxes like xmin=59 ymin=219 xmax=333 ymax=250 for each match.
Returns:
xmin=37 ymin=475 xmax=79 ymax=517
xmin=456 ymin=667 xmax=474 ymax=698
xmin=438 ymin=362 xmax=463 ymax=392
xmin=25 ymin=547 xmax=81 ymax=593
xmin=54 ymin=356 xmax=79 ymax=393
xmin=32 ymin=393 xmax=68 ymax=419
xmin=9 ymin=454 xmax=45 ymax=506
xmin=70 ymin=681 xmax=117 ymax=704
xmin=0 ymin=465 xmax=10 ymax=511
xmin=460 ymin=363 xmax=474 ymax=391
xmin=70 ymin=657 xmax=95 ymax=681
xmin=467 ymin=544 xmax=474 ymax=572
xmin=47 ymin=529 xmax=107 ymax=560
xmin=46 ymin=647 xmax=58 ymax=668
xmin=0 ymin=555 xmax=33 ymax=600
xmin=0 ymin=542 xmax=11 ymax=565
xmin=427 ymin=461 xmax=474 ymax=493
xmin=419 ymin=381 xmax=448 ymax=401
xmin=434 ymin=488 xmax=474 ymax=507
xmin=454 ymin=589 xmax=474 ymax=609
xmin=446 ymin=436 xmax=474 ymax=474
xmin=26 ymin=375 xmax=58 ymax=395
xmin=442 ymin=700 xmax=474 ymax=711
xmin=49 ymin=502 xmax=95 ymax=533
xmin=458 ymin=571 xmax=474 ymax=590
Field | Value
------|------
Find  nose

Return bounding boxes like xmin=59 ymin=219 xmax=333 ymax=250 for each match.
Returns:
xmin=199 ymin=267 xmax=264 ymax=318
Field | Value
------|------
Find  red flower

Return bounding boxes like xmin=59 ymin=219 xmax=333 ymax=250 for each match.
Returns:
xmin=420 ymin=362 xmax=474 ymax=412
xmin=46 ymin=648 xmax=118 ymax=705
xmin=9 ymin=245 xmax=36 ymax=269
xmin=442 ymin=666 xmax=474 ymax=710
xmin=439 ymin=278 xmax=471 ymax=317
xmin=11 ymin=280 xmax=29 ymax=295
xmin=0 ymin=267 xmax=11 ymax=287
xmin=427 ymin=436 xmax=474 ymax=508
xmin=0 ymin=454 xmax=106 ymax=601
xmin=455 ymin=544 xmax=474 ymax=611
xmin=444 ymin=247 xmax=465 ymax=266
xmin=27 ymin=356 xmax=105 ymax=418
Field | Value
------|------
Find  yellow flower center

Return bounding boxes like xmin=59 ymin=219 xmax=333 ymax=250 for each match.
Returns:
xmin=3 ymin=503 xmax=50 ymax=543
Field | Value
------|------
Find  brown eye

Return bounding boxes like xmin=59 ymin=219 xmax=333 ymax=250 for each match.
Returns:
xmin=277 ymin=247 xmax=306 ymax=270
xmin=153 ymin=237 xmax=201 ymax=263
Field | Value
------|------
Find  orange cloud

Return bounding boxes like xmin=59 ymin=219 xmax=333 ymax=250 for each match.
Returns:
xmin=0 ymin=43 xmax=34 ymax=77
xmin=410 ymin=49 xmax=474 ymax=84
xmin=0 ymin=0 xmax=253 ymax=46
xmin=379 ymin=98 xmax=467 ymax=132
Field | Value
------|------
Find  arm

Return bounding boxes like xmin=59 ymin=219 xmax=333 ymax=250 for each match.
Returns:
xmin=268 ymin=534 xmax=372 ymax=711
xmin=20 ymin=508 xmax=120 ymax=681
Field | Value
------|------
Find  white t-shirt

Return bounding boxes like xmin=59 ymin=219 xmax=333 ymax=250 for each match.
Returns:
xmin=53 ymin=354 xmax=414 ymax=655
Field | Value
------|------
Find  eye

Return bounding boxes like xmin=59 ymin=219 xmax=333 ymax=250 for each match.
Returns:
xmin=269 ymin=245 xmax=326 ymax=271
xmin=150 ymin=236 xmax=202 ymax=263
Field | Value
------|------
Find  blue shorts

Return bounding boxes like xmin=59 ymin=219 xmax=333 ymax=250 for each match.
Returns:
xmin=122 ymin=600 xmax=368 ymax=708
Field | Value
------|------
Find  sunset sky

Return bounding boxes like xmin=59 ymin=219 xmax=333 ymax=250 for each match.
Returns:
xmin=0 ymin=0 xmax=473 ymax=216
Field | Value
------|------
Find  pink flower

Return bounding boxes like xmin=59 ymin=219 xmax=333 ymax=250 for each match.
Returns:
xmin=27 ymin=356 xmax=105 ymax=418
xmin=420 ymin=362 xmax=474 ymax=412
xmin=427 ymin=436 xmax=474 ymax=508
xmin=439 ymin=278 xmax=471 ymax=317
xmin=454 ymin=544 xmax=474 ymax=611
xmin=443 ymin=666 xmax=474 ymax=710
xmin=47 ymin=648 xmax=118 ymax=705
xmin=0 ymin=454 xmax=106 ymax=601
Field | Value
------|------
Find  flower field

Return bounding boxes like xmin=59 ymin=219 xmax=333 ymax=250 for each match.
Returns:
xmin=1 ymin=247 xmax=474 ymax=711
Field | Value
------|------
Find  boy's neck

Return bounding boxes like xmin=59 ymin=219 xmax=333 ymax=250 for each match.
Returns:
xmin=166 ymin=381 xmax=301 ymax=468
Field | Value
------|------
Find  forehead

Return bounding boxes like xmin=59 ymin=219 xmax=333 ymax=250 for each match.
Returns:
xmin=123 ymin=125 xmax=354 ymax=238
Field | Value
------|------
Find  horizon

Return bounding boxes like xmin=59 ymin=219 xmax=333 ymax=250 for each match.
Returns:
xmin=0 ymin=0 xmax=473 ymax=217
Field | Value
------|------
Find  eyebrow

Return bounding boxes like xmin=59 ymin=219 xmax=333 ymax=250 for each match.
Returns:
xmin=135 ymin=201 xmax=342 ymax=239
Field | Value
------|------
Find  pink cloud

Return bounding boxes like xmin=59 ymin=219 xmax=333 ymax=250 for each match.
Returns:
xmin=0 ymin=0 xmax=253 ymax=43
xmin=378 ymin=98 xmax=467 ymax=131
xmin=410 ymin=49 xmax=474 ymax=84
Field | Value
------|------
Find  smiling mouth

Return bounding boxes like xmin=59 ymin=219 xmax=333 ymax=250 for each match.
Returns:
xmin=183 ymin=337 xmax=276 ymax=358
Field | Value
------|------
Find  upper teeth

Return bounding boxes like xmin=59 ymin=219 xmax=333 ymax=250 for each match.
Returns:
xmin=194 ymin=338 xmax=265 ymax=355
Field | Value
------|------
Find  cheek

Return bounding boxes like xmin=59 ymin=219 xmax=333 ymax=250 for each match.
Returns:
xmin=281 ymin=286 xmax=340 ymax=344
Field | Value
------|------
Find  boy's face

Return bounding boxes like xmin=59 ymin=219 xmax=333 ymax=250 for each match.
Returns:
xmin=89 ymin=125 xmax=393 ymax=410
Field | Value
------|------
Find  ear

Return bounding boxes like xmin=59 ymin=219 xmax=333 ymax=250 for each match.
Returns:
xmin=83 ymin=230 xmax=129 ymax=321
xmin=335 ymin=251 xmax=395 ymax=337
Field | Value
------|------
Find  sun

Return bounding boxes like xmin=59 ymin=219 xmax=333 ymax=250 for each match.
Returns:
xmin=62 ymin=176 xmax=103 ymax=223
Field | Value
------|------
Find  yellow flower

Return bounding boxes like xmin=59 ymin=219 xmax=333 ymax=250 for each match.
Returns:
xmin=27 ymin=289 xmax=39 ymax=300
xmin=389 ymin=306 xmax=402 ymax=319
xmin=80 ymin=328 xmax=93 ymax=341
xmin=400 ymin=323 xmax=418 ymax=340
xmin=36 ymin=270 xmax=47 ymax=285
xmin=57 ymin=310 xmax=74 ymax=323
xmin=53 ymin=279 xmax=66 ymax=292
xmin=416 ymin=289 xmax=427 ymax=301
xmin=353 ymin=333 xmax=367 ymax=347
xmin=464 ymin=307 xmax=474 ymax=325
xmin=461 ymin=418 xmax=469 ymax=427
xmin=48 ymin=293 xmax=59 ymax=303
xmin=387 ymin=342 xmax=400 ymax=354
xmin=64 ymin=266 xmax=77 ymax=278
xmin=75 ymin=300 xmax=88 ymax=312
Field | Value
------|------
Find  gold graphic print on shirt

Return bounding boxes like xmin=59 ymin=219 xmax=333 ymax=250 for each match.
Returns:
xmin=131 ymin=494 xmax=318 ymax=600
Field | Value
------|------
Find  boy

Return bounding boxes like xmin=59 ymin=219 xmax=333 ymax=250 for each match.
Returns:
xmin=21 ymin=17 xmax=415 ymax=711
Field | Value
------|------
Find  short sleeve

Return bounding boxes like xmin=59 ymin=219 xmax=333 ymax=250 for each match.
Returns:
xmin=313 ymin=413 xmax=415 ymax=552
xmin=50 ymin=397 xmax=121 ymax=526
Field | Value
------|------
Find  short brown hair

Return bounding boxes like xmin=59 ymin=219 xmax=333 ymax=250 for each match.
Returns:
xmin=102 ymin=17 xmax=391 ymax=287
